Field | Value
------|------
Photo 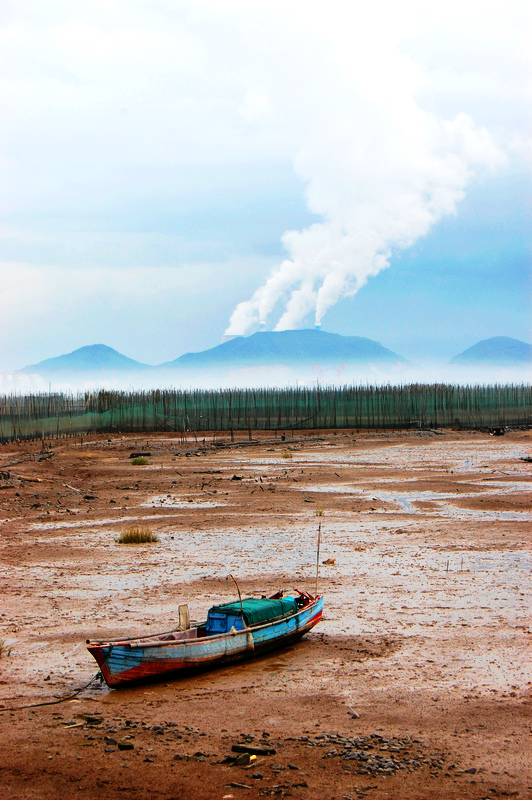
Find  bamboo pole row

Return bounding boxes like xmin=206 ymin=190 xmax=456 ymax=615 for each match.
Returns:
xmin=0 ymin=384 xmax=530 ymax=442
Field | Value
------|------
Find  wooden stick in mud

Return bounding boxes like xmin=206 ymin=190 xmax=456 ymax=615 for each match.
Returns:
xmin=228 ymin=573 xmax=244 ymax=617
xmin=315 ymin=522 xmax=322 ymax=596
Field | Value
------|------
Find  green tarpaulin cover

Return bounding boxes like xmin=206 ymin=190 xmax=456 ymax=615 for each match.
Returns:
xmin=210 ymin=597 xmax=298 ymax=627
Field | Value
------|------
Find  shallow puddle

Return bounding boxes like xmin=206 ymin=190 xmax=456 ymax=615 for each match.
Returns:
xmin=141 ymin=494 xmax=224 ymax=509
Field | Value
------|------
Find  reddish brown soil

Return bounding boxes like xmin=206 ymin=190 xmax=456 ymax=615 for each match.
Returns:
xmin=0 ymin=429 xmax=530 ymax=799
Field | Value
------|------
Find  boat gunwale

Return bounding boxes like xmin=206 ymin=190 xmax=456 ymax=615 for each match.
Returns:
xmin=87 ymin=596 xmax=322 ymax=652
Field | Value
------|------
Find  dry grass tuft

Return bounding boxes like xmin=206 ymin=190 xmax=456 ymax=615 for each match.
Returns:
xmin=316 ymin=508 xmax=324 ymax=517
xmin=131 ymin=456 xmax=149 ymax=466
xmin=118 ymin=526 xmax=158 ymax=544
xmin=281 ymin=449 xmax=293 ymax=459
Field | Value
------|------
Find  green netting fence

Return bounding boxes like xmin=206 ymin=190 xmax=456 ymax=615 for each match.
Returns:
xmin=0 ymin=384 xmax=530 ymax=442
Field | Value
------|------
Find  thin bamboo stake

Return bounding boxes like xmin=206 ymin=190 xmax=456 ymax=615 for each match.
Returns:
xmin=315 ymin=523 xmax=322 ymax=597
xmin=227 ymin=573 xmax=244 ymax=617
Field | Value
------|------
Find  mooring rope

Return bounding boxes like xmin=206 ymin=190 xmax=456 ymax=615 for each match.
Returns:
xmin=0 ymin=670 xmax=103 ymax=713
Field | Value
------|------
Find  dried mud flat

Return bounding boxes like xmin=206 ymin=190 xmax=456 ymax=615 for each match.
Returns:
xmin=0 ymin=428 xmax=530 ymax=800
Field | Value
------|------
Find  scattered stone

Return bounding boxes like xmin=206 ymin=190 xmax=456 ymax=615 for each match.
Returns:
xmin=83 ymin=715 xmax=103 ymax=726
xmin=104 ymin=737 xmax=117 ymax=745
xmin=251 ymin=772 xmax=263 ymax=779
xmin=259 ymin=784 xmax=292 ymax=797
xmin=298 ymin=732 xmax=445 ymax=777
xmin=104 ymin=746 xmax=115 ymax=753
xmin=118 ymin=741 xmax=134 ymax=751
xmin=232 ymin=752 xmax=251 ymax=766
xmin=232 ymin=744 xmax=276 ymax=756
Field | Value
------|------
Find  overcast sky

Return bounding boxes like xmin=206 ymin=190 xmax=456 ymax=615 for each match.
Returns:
xmin=0 ymin=0 xmax=530 ymax=371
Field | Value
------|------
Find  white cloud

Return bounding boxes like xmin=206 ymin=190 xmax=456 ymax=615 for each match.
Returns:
xmin=225 ymin=4 xmax=516 ymax=333
xmin=0 ymin=1 xmax=529 ymax=353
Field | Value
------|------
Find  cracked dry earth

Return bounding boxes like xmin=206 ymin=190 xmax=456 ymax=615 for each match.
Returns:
xmin=0 ymin=428 xmax=530 ymax=800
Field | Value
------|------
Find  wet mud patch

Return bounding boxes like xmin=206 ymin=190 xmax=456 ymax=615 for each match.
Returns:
xmin=411 ymin=500 xmax=439 ymax=512
xmin=1 ymin=542 xmax=92 ymax=565
xmin=317 ymin=633 xmax=405 ymax=662
xmin=447 ymin=493 xmax=532 ymax=513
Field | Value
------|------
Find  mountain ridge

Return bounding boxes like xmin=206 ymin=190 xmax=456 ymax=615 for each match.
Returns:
xmin=17 ymin=332 xmax=532 ymax=377
xmin=450 ymin=336 xmax=532 ymax=366
xmin=165 ymin=329 xmax=407 ymax=368
xmin=21 ymin=344 xmax=150 ymax=374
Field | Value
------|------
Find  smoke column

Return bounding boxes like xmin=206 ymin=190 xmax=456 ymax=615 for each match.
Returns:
xmin=225 ymin=7 xmax=506 ymax=335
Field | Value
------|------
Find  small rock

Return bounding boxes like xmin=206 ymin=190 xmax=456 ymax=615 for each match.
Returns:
xmin=104 ymin=746 xmax=116 ymax=753
xmin=118 ymin=741 xmax=134 ymax=751
xmin=464 ymin=767 xmax=477 ymax=774
xmin=288 ymin=763 xmax=299 ymax=770
xmin=251 ymin=772 xmax=263 ymax=779
xmin=232 ymin=752 xmax=251 ymax=766
xmin=144 ymin=757 xmax=155 ymax=762
xmin=104 ymin=737 xmax=117 ymax=745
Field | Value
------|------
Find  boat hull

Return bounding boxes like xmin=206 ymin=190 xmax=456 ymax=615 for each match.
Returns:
xmin=88 ymin=597 xmax=323 ymax=688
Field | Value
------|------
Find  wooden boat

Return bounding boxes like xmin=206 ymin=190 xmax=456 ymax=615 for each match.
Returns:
xmin=86 ymin=589 xmax=323 ymax=688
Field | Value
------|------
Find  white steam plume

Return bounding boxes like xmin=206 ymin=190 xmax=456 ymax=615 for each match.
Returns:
xmin=225 ymin=9 xmax=507 ymax=335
